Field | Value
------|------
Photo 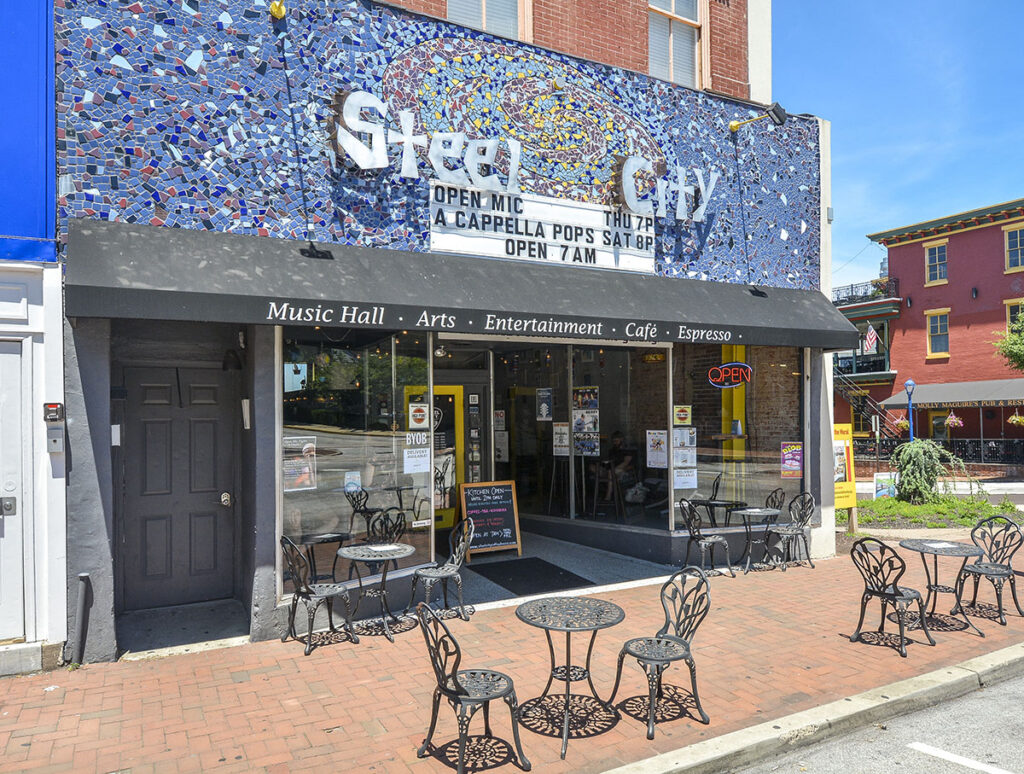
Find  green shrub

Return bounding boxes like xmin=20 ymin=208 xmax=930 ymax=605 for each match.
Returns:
xmin=889 ymin=439 xmax=981 ymax=504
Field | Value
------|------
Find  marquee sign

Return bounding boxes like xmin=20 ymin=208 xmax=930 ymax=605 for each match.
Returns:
xmin=429 ymin=182 xmax=655 ymax=273
xmin=708 ymin=362 xmax=752 ymax=388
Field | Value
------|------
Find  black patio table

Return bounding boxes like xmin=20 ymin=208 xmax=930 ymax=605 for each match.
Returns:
xmin=337 ymin=542 xmax=416 ymax=642
xmin=729 ymin=507 xmax=781 ymax=573
xmin=515 ymin=596 xmax=625 ymax=759
xmin=898 ymin=538 xmax=984 ymax=637
xmin=689 ymin=498 xmax=746 ymax=527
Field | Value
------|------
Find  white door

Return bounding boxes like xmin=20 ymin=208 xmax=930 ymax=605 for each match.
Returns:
xmin=0 ymin=341 xmax=25 ymax=641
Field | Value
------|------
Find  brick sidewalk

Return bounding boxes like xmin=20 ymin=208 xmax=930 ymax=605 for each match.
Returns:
xmin=1 ymin=555 xmax=1022 ymax=773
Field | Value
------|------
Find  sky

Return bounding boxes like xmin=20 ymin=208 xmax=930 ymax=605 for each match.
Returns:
xmin=773 ymin=2 xmax=1024 ymax=289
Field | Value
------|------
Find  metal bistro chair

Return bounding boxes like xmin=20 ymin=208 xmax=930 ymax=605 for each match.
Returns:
xmin=279 ymin=535 xmax=358 ymax=655
xmin=362 ymin=508 xmax=407 ymax=575
xmin=765 ymin=487 xmax=785 ymax=510
xmin=679 ymin=499 xmax=734 ymax=577
xmin=766 ymin=492 xmax=816 ymax=571
xmin=415 ymin=604 xmax=531 ymax=774
xmin=850 ymin=538 xmax=935 ymax=658
xmin=953 ymin=516 xmax=1024 ymax=626
xmin=609 ymin=567 xmax=712 ymax=739
xmin=344 ymin=487 xmax=383 ymax=534
xmin=406 ymin=518 xmax=475 ymax=620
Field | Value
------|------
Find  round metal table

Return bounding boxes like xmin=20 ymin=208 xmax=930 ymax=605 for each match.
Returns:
xmin=337 ymin=542 xmax=416 ymax=642
xmin=689 ymin=498 xmax=746 ymax=527
xmin=515 ymin=596 xmax=624 ymax=759
xmin=729 ymin=507 xmax=780 ymax=573
xmin=898 ymin=539 xmax=984 ymax=636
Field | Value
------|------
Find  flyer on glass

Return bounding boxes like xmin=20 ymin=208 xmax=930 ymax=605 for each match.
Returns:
xmin=282 ymin=436 xmax=318 ymax=492
xmin=646 ymin=430 xmax=668 ymax=469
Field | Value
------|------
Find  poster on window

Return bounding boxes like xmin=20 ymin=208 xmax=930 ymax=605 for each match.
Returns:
xmin=673 ymin=467 xmax=698 ymax=489
xmin=572 ymin=386 xmax=599 ymax=409
xmin=494 ymin=430 xmax=510 ymax=462
xmin=572 ymin=409 xmax=599 ymax=433
xmin=553 ymin=422 xmax=570 ymax=456
xmin=780 ymin=442 xmax=803 ymax=479
xmin=672 ymin=447 xmax=696 ymax=468
xmin=536 ymin=388 xmax=552 ymax=421
xmin=646 ymin=430 xmax=668 ymax=469
xmin=404 ymin=446 xmax=431 ymax=474
xmin=493 ymin=409 xmax=506 ymax=432
xmin=673 ymin=427 xmax=696 ymax=448
xmin=574 ymin=432 xmax=600 ymax=456
xmin=282 ymin=436 xmax=318 ymax=492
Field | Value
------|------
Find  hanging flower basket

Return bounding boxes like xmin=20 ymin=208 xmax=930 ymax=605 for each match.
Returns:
xmin=944 ymin=411 xmax=964 ymax=429
xmin=895 ymin=418 xmax=910 ymax=432
xmin=1009 ymin=411 xmax=1024 ymax=427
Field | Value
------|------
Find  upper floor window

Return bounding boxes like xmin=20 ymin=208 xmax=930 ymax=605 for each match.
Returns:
xmin=924 ymin=240 xmax=948 ymax=286
xmin=925 ymin=308 xmax=950 ymax=357
xmin=1006 ymin=299 xmax=1023 ymax=329
xmin=649 ymin=0 xmax=699 ymax=88
xmin=1005 ymin=226 xmax=1024 ymax=273
xmin=448 ymin=0 xmax=521 ymax=40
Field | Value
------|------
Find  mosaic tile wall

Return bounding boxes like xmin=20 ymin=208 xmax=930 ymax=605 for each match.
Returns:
xmin=55 ymin=0 xmax=822 ymax=289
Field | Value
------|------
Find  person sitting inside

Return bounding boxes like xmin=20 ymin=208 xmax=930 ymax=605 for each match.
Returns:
xmin=600 ymin=431 xmax=634 ymax=501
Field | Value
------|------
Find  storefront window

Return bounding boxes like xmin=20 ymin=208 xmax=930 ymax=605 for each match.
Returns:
xmin=493 ymin=346 xmax=571 ymax=515
xmin=571 ymin=345 xmax=670 ymax=525
xmin=281 ymin=330 xmax=432 ymax=594
xmin=673 ymin=344 xmax=804 ymax=511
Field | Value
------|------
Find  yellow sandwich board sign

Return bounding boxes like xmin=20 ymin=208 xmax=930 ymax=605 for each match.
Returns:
xmin=833 ymin=424 xmax=857 ymax=509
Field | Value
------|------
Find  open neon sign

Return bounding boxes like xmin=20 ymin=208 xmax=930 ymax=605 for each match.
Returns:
xmin=708 ymin=362 xmax=752 ymax=388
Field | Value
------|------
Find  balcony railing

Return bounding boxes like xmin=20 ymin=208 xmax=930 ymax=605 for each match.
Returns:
xmin=835 ymin=353 xmax=891 ymax=376
xmin=832 ymin=277 xmax=900 ymax=306
xmin=853 ymin=437 xmax=1024 ymax=465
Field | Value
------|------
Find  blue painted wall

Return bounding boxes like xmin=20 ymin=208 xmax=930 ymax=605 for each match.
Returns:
xmin=0 ymin=1 xmax=55 ymax=262
xmin=55 ymin=0 xmax=821 ymax=288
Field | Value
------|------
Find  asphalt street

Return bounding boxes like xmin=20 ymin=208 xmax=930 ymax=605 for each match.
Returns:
xmin=737 ymin=674 xmax=1024 ymax=774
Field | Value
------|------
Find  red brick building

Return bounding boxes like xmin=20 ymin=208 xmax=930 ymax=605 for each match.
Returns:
xmin=390 ymin=0 xmax=772 ymax=103
xmin=833 ymin=198 xmax=1024 ymax=466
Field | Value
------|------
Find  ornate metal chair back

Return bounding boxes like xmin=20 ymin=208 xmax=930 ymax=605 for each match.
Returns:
xmin=444 ymin=518 xmax=475 ymax=571
xmin=709 ymin=472 xmax=722 ymax=500
xmin=416 ymin=603 xmax=466 ymax=697
xmin=677 ymin=499 xmax=706 ymax=541
xmin=434 ymin=457 xmax=452 ymax=493
xmin=971 ymin=515 xmax=1024 ymax=565
xmin=279 ymin=535 xmax=313 ymax=595
xmin=765 ymin=487 xmax=785 ymax=510
xmin=368 ymin=508 xmax=406 ymax=544
xmin=850 ymin=537 xmax=906 ymax=594
xmin=344 ymin=487 xmax=370 ymax=514
xmin=656 ymin=567 xmax=711 ymax=643
xmin=788 ymin=492 xmax=816 ymax=527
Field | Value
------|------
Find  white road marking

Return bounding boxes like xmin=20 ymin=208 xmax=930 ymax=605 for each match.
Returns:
xmin=908 ymin=742 xmax=1018 ymax=774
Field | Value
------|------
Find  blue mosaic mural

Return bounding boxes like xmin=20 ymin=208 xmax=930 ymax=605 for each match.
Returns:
xmin=55 ymin=0 xmax=821 ymax=288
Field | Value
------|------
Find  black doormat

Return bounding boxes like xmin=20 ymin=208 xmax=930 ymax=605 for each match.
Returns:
xmin=468 ymin=557 xmax=595 ymax=596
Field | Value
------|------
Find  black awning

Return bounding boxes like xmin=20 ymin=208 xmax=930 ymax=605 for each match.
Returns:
xmin=879 ymin=378 xmax=1024 ymax=409
xmin=65 ymin=220 xmax=859 ymax=349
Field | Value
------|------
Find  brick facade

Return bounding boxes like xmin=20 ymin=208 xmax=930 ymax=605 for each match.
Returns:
xmin=387 ymin=0 xmax=749 ymax=97
xmin=835 ymin=210 xmax=1024 ymax=447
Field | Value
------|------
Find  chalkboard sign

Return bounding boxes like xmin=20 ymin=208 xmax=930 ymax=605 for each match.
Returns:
xmin=460 ymin=481 xmax=522 ymax=559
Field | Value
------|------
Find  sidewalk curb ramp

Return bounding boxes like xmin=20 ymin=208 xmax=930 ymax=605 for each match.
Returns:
xmin=605 ymin=642 xmax=1024 ymax=774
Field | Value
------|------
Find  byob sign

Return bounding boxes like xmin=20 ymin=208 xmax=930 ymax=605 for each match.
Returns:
xmin=708 ymin=362 xmax=752 ymax=388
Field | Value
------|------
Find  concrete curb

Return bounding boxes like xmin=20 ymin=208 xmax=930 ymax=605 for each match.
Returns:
xmin=604 ymin=642 xmax=1024 ymax=774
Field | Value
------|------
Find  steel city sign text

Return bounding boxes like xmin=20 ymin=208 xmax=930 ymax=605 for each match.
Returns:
xmin=331 ymin=90 xmax=718 ymax=223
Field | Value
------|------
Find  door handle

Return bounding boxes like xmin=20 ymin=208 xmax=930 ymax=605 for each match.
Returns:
xmin=1 ymin=497 xmax=15 ymax=515
xmin=220 ymin=492 xmax=233 ymax=507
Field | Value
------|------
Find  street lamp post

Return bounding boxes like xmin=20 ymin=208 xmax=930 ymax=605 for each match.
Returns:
xmin=904 ymin=379 xmax=916 ymax=442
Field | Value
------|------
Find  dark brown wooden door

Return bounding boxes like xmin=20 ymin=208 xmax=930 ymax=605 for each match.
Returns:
xmin=121 ymin=367 xmax=236 ymax=610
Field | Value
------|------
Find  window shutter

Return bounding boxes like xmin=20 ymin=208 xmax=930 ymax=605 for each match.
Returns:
xmin=447 ymin=0 xmax=483 ymax=30
xmin=648 ymin=13 xmax=671 ymax=82
xmin=487 ymin=0 xmax=519 ymax=39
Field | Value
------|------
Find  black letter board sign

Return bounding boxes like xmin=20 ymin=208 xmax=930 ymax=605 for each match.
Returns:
xmin=460 ymin=481 xmax=522 ymax=559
